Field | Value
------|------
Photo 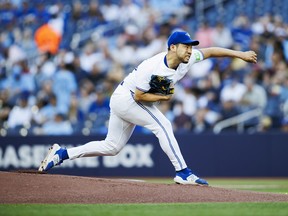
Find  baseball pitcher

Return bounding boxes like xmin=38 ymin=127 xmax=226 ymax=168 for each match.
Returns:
xmin=39 ymin=31 xmax=257 ymax=185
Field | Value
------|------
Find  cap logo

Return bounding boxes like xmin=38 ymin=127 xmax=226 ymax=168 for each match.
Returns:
xmin=185 ymin=33 xmax=191 ymax=37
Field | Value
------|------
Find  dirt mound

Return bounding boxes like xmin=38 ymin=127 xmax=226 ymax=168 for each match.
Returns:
xmin=1 ymin=171 xmax=287 ymax=204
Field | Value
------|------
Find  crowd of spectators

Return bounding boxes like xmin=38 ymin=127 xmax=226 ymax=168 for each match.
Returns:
xmin=0 ymin=0 xmax=288 ymax=136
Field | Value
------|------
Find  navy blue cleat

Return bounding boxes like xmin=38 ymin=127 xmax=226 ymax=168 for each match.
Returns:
xmin=174 ymin=168 xmax=209 ymax=186
xmin=38 ymin=144 xmax=65 ymax=172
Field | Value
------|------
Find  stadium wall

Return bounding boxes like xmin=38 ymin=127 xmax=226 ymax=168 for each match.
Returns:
xmin=0 ymin=133 xmax=287 ymax=177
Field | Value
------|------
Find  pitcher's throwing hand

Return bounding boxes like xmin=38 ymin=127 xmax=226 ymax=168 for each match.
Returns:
xmin=241 ymin=51 xmax=257 ymax=63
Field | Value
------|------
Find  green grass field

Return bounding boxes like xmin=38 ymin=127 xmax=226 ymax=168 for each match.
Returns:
xmin=1 ymin=178 xmax=288 ymax=216
xmin=145 ymin=178 xmax=288 ymax=194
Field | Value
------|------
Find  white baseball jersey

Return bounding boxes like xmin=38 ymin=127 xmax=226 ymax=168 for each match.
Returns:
xmin=123 ymin=49 xmax=204 ymax=93
xmin=68 ymin=49 xmax=204 ymax=171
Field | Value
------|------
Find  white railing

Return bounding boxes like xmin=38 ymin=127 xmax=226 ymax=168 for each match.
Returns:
xmin=213 ymin=108 xmax=263 ymax=134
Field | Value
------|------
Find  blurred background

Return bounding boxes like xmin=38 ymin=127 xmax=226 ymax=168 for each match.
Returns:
xmin=0 ymin=0 xmax=288 ymax=177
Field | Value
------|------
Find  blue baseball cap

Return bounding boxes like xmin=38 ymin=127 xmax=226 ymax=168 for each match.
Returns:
xmin=167 ymin=31 xmax=199 ymax=47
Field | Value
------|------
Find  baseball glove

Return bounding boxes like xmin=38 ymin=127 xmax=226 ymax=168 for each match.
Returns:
xmin=147 ymin=75 xmax=174 ymax=95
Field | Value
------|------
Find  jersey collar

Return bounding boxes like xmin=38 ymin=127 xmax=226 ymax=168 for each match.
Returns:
xmin=164 ymin=55 xmax=169 ymax=68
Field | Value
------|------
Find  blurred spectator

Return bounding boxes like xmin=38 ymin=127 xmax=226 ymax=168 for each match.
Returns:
xmin=71 ymin=1 xmax=84 ymax=22
xmin=34 ymin=4 xmax=65 ymax=54
xmin=174 ymin=80 xmax=198 ymax=117
xmin=239 ymin=75 xmax=267 ymax=111
xmin=87 ymin=0 xmax=105 ymax=26
xmin=194 ymin=21 xmax=214 ymax=48
xmin=68 ymin=94 xmax=85 ymax=127
xmin=0 ymin=2 xmax=16 ymax=28
xmin=7 ymin=91 xmax=32 ymax=129
xmin=257 ymin=115 xmax=273 ymax=132
xmin=35 ymin=113 xmax=73 ymax=135
xmin=0 ymin=89 xmax=12 ymax=126
xmin=16 ymin=1 xmax=37 ymax=28
xmin=251 ymin=14 xmax=274 ymax=36
xmin=110 ymin=29 xmax=139 ymax=68
xmin=88 ymin=86 xmax=110 ymax=134
xmin=102 ymin=76 xmax=121 ymax=97
xmin=281 ymin=116 xmax=288 ymax=133
xmin=172 ymin=100 xmax=192 ymax=133
xmin=79 ymin=42 xmax=103 ymax=74
xmin=219 ymin=100 xmax=241 ymax=121
xmin=135 ymin=26 xmax=167 ymax=62
xmin=219 ymin=75 xmax=245 ymax=123
xmin=188 ymin=57 xmax=214 ymax=82
xmin=264 ymin=37 xmax=286 ymax=70
xmin=231 ymin=15 xmax=253 ymax=50
xmin=273 ymin=15 xmax=287 ymax=38
xmin=2 ymin=60 xmax=35 ymax=101
xmin=20 ymin=28 xmax=37 ymax=57
xmin=220 ymin=77 xmax=246 ymax=103
xmin=192 ymin=108 xmax=211 ymax=134
xmin=35 ymin=52 xmax=57 ymax=87
xmin=118 ymin=0 xmax=141 ymax=25
xmin=35 ymin=93 xmax=58 ymax=125
xmin=88 ymin=86 xmax=110 ymax=114
xmin=264 ymin=84 xmax=284 ymax=128
xmin=149 ymin=0 xmax=187 ymax=17
xmin=77 ymin=79 xmax=97 ymax=116
xmin=35 ymin=79 xmax=54 ymax=105
xmin=211 ymin=22 xmax=234 ymax=48
xmin=52 ymin=52 xmax=77 ymax=114
xmin=87 ymin=40 xmax=113 ymax=84
xmin=197 ymin=90 xmax=221 ymax=127
xmin=7 ymin=43 xmax=26 ymax=65
xmin=100 ymin=0 xmax=120 ymax=22
xmin=34 ymin=2 xmax=51 ymax=26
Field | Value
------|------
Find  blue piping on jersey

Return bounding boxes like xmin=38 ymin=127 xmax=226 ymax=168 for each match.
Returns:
xmin=164 ymin=55 xmax=169 ymax=68
xmin=135 ymin=100 xmax=184 ymax=170
xmin=136 ymin=86 xmax=149 ymax=93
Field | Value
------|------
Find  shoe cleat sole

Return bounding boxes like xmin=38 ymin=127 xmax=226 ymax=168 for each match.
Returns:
xmin=38 ymin=144 xmax=61 ymax=172
xmin=174 ymin=176 xmax=209 ymax=186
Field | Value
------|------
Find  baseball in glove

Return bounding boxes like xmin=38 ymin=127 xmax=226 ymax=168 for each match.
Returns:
xmin=147 ymin=75 xmax=174 ymax=95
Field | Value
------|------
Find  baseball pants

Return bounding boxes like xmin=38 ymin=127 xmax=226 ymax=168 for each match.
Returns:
xmin=67 ymin=84 xmax=187 ymax=171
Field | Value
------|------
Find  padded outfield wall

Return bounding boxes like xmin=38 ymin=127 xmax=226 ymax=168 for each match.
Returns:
xmin=0 ymin=132 xmax=288 ymax=177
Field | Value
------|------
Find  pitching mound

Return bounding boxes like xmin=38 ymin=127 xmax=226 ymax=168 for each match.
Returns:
xmin=1 ymin=171 xmax=287 ymax=204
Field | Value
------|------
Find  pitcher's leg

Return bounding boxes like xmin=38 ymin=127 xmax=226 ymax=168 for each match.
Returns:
xmin=140 ymin=106 xmax=187 ymax=171
xmin=68 ymin=111 xmax=135 ymax=159
xmin=123 ymin=102 xmax=208 ymax=185
xmin=123 ymin=102 xmax=187 ymax=171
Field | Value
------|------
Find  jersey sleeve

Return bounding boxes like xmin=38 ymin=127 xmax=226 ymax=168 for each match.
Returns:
xmin=189 ymin=49 xmax=204 ymax=64
xmin=135 ymin=59 xmax=154 ymax=92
